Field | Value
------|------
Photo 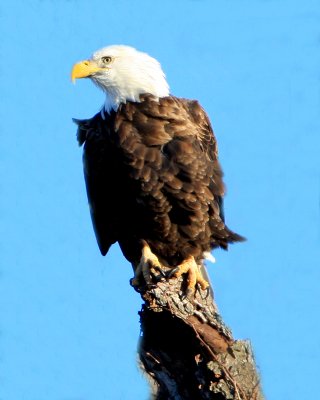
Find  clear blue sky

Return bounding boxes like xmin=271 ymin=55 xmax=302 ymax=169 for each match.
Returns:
xmin=1 ymin=1 xmax=319 ymax=399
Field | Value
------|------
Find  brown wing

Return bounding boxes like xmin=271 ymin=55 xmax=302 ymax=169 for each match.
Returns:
xmin=183 ymin=99 xmax=245 ymax=248
xmin=74 ymin=113 xmax=120 ymax=256
xmin=159 ymin=97 xmax=231 ymax=251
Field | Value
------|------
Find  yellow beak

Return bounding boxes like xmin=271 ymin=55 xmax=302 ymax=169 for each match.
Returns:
xmin=71 ymin=60 xmax=103 ymax=83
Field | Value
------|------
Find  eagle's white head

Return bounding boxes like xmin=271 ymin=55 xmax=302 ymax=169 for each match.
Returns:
xmin=71 ymin=45 xmax=170 ymax=112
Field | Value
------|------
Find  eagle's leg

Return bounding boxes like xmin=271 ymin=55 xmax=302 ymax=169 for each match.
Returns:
xmin=171 ymin=256 xmax=210 ymax=296
xmin=131 ymin=240 xmax=164 ymax=287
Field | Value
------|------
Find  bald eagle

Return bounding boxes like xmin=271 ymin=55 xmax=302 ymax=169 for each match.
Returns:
xmin=72 ymin=45 xmax=244 ymax=294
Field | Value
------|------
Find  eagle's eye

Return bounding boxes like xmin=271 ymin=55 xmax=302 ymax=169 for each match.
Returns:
xmin=101 ymin=56 xmax=112 ymax=65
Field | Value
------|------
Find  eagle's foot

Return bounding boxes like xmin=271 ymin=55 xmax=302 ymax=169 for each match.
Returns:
xmin=170 ymin=256 xmax=210 ymax=297
xmin=131 ymin=241 xmax=165 ymax=288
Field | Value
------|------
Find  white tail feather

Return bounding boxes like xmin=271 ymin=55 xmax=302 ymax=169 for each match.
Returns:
xmin=203 ymin=251 xmax=216 ymax=264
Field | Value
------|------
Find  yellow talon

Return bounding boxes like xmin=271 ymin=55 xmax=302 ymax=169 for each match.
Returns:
xmin=173 ymin=256 xmax=209 ymax=294
xmin=132 ymin=241 xmax=163 ymax=286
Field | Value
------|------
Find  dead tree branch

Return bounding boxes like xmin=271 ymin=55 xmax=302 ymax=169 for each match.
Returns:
xmin=132 ymin=269 xmax=264 ymax=400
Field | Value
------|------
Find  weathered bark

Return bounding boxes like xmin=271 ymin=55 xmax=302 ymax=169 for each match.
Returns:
xmin=132 ymin=268 xmax=263 ymax=400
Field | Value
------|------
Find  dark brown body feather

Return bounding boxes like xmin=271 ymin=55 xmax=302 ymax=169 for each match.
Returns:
xmin=75 ymin=94 xmax=244 ymax=266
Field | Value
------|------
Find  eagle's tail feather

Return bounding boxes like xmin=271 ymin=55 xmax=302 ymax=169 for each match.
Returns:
xmin=228 ymin=230 xmax=246 ymax=244
xmin=213 ymin=228 xmax=246 ymax=250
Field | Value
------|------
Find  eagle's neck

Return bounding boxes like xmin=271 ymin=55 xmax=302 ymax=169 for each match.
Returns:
xmin=103 ymin=90 xmax=139 ymax=113
xmin=98 ymin=75 xmax=170 ymax=113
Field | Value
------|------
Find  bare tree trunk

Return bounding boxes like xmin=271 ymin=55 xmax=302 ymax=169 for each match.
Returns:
xmin=132 ymin=269 xmax=264 ymax=400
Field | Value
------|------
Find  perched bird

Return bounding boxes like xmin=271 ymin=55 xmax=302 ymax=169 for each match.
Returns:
xmin=71 ymin=45 xmax=244 ymax=294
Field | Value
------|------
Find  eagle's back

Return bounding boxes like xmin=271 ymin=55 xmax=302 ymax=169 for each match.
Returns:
xmin=76 ymin=94 xmax=243 ymax=265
